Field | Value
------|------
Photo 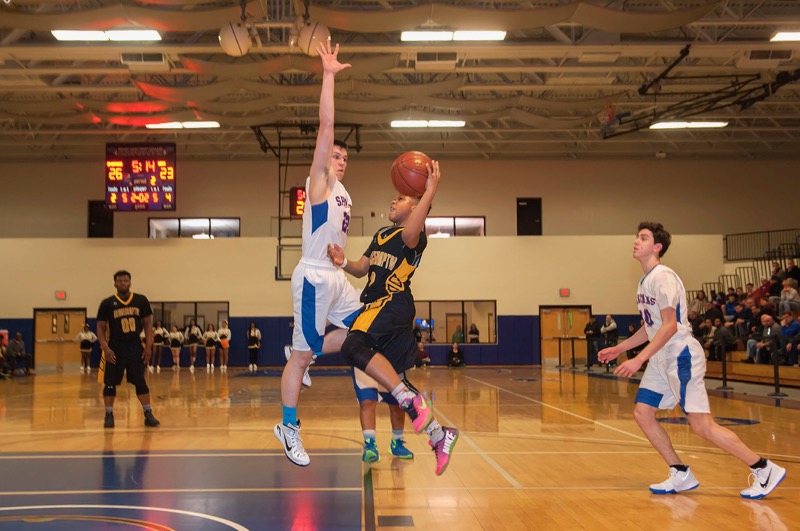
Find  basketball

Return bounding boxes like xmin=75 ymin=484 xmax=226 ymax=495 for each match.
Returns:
xmin=390 ymin=151 xmax=432 ymax=197
xmin=297 ymin=21 xmax=331 ymax=57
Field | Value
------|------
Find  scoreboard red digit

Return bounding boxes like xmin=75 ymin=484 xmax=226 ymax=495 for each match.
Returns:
xmin=105 ymin=143 xmax=176 ymax=211
xmin=290 ymin=186 xmax=306 ymax=219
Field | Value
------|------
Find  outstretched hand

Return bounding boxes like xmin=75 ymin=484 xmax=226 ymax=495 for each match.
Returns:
xmin=317 ymin=41 xmax=351 ymax=75
xmin=425 ymin=160 xmax=441 ymax=193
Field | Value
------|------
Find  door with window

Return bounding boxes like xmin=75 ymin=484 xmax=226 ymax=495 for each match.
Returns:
xmin=539 ymin=306 xmax=591 ymax=366
xmin=34 ymin=309 xmax=86 ymax=371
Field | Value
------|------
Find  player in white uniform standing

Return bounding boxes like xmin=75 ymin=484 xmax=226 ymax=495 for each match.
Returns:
xmin=599 ymin=222 xmax=786 ymax=499
xmin=273 ymin=41 xmax=362 ymax=467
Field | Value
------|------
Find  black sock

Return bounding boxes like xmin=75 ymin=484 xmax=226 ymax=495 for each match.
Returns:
xmin=749 ymin=457 xmax=767 ymax=469
xmin=671 ymin=464 xmax=688 ymax=472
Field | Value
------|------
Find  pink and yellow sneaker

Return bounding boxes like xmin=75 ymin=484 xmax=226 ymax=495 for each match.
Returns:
xmin=400 ymin=393 xmax=433 ymax=433
xmin=430 ymin=426 xmax=459 ymax=476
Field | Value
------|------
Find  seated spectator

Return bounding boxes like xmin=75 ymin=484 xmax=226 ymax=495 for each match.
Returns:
xmin=467 ymin=323 xmax=480 ymax=343
xmin=745 ymin=282 xmax=756 ymax=300
xmin=6 ymin=332 xmax=31 ymax=375
xmin=744 ymin=314 xmax=781 ymax=364
xmin=724 ymin=294 xmax=738 ymax=322
xmin=0 ymin=343 xmax=9 ymax=377
xmin=687 ymin=291 xmax=706 ymax=316
xmin=736 ymin=286 xmax=746 ymax=302
xmin=786 ymin=258 xmax=800 ymax=284
xmin=778 ymin=313 xmax=800 ymax=366
xmin=447 ymin=343 xmax=465 ymax=368
xmin=414 ymin=342 xmax=430 ymax=368
xmin=727 ymin=302 xmax=753 ymax=338
xmin=758 ymin=297 xmax=776 ymax=318
xmin=698 ymin=318 xmax=716 ymax=343
xmin=778 ymin=278 xmax=800 ymax=316
xmin=705 ymin=318 xmax=737 ymax=361
xmin=704 ymin=302 xmax=723 ymax=323
xmin=751 ymin=279 xmax=771 ymax=304
xmin=688 ymin=310 xmax=703 ymax=338
xmin=768 ymin=276 xmax=783 ymax=306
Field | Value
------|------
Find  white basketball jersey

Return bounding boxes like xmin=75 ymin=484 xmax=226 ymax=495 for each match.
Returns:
xmin=301 ymin=177 xmax=352 ymax=263
xmin=637 ymin=264 xmax=693 ymax=347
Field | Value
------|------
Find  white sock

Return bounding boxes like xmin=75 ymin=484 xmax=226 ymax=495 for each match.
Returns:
xmin=391 ymin=383 xmax=416 ymax=404
xmin=363 ymin=429 xmax=376 ymax=441
xmin=426 ymin=420 xmax=444 ymax=444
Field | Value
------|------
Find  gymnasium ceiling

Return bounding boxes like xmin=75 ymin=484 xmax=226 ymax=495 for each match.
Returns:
xmin=1 ymin=0 xmax=800 ymax=162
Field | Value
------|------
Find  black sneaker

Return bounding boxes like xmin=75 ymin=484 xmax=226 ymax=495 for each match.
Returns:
xmin=104 ymin=412 xmax=115 ymax=429
xmin=144 ymin=410 xmax=161 ymax=427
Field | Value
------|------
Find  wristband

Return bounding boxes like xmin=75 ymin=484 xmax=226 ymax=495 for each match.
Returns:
xmin=339 ymin=258 xmax=348 ymax=269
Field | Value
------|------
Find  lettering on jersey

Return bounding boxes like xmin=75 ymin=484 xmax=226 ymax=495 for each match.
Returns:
xmin=370 ymin=250 xmax=398 ymax=270
xmin=637 ymin=293 xmax=656 ymax=306
xmin=335 ymin=196 xmax=350 ymax=208
xmin=113 ymin=307 xmax=141 ymax=319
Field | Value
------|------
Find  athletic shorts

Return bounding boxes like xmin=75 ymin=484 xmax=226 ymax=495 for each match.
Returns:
xmin=103 ymin=346 xmax=146 ymax=387
xmin=352 ymin=368 xmax=402 ymax=405
xmin=635 ymin=338 xmax=710 ymax=414
xmin=291 ymin=258 xmax=362 ymax=355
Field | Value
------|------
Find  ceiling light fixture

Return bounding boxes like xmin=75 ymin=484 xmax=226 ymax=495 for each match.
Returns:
xmin=770 ymin=31 xmax=800 ymax=42
xmin=649 ymin=121 xmax=729 ymax=130
xmin=52 ymin=29 xmax=161 ymax=42
xmin=401 ymin=30 xmax=505 ymax=42
xmin=145 ymin=121 xmax=221 ymax=129
xmin=391 ymin=120 xmax=465 ymax=128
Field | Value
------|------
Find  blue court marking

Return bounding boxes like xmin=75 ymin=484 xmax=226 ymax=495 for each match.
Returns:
xmin=236 ymin=369 xmax=353 ymax=378
xmin=0 ymin=451 xmax=363 ymax=530
xmin=657 ymin=417 xmax=760 ymax=426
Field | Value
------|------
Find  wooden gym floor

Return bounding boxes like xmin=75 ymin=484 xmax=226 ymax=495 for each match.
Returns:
xmin=0 ymin=365 xmax=797 ymax=530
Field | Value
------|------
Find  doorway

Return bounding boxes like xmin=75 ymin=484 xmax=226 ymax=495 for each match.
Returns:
xmin=33 ymin=309 xmax=86 ymax=371
xmin=539 ymin=306 xmax=592 ymax=367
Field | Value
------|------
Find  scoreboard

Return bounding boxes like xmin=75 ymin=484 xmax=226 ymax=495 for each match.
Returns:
xmin=105 ymin=143 xmax=176 ymax=211
xmin=289 ymin=186 xmax=306 ymax=219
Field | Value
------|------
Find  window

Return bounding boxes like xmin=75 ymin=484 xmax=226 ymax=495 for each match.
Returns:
xmin=150 ymin=301 xmax=229 ymax=331
xmin=149 ymin=218 xmax=240 ymax=238
xmin=425 ymin=216 xmax=485 ymax=238
xmin=414 ymin=300 xmax=496 ymax=343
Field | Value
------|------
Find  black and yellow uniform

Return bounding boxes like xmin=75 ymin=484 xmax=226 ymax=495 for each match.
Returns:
xmin=96 ymin=292 xmax=152 ymax=386
xmin=349 ymin=226 xmax=427 ymax=372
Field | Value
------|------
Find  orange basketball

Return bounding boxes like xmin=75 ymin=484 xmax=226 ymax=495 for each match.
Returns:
xmin=390 ymin=151 xmax=432 ymax=197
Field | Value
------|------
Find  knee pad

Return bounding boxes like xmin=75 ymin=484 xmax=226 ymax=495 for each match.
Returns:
xmin=103 ymin=386 xmax=116 ymax=397
xmin=341 ymin=332 xmax=376 ymax=372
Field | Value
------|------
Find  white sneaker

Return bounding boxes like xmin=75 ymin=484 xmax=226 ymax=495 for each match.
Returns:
xmin=148 ymin=366 xmax=154 ymax=373
xmin=740 ymin=460 xmax=787 ymax=499
xmin=285 ymin=345 xmax=312 ymax=387
xmin=189 ymin=365 xmax=195 ymax=373
xmin=172 ymin=365 xmax=178 ymax=371
xmin=274 ymin=421 xmax=310 ymax=466
xmin=207 ymin=364 xmax=211 ymax=370
xmin=156 ymin=366 xmax=161 ymax=373
xmin=649 ymin=467 xmax=700 ymax=494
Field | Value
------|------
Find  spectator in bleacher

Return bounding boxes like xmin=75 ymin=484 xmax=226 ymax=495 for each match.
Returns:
xmin=705 ymin=317 xmax=737 ymax=362
xmin=710 ymin=290 xmax=723 ymax=306
xmin=745 ymin=282 xmax=756 ymax=299
xmin=704 ymin=301 xmax=723 ymax=323
xmin=724 ymin=294 xmax=739 ymax=322
xmin=779 ymin=313 xmax=800 ymax=366
xmin=583 ymin=315 xmax=602 ymax=368
xmin=785 ymin=258 xmax=799 ymax=284
xmin=771 ymin=261 xmax=785 ymax=282
xmin=730 ymin=301 xmax=753 ymax=338
xmin=688 ymin=310 xmax=704 ymax=338
xmin=699 ymin=318 xmax=716 ymax=344
xmin=736 ymin=287 xmax=746 ymax=302
xmin=751 ymin=279 xmax=770 ymax=304
xmin=687 ymin=291 xmax=706 ymax=316
xmin=625 ymin=321 xmax=647 ymax=360
xmin=778 ymin=312 xmax=800 ymax=366
xmin=748 ymin=306 xmax=762 ymax=336
xmin=753 ymin=314 xmax=781 ymax=365
xmin=758 ymin=297 xmax=776 ymax=318
xmin=768 ymin=276 xmax=783 ymax=306
xmin=778 ymin=278 xmax=800 ymax=315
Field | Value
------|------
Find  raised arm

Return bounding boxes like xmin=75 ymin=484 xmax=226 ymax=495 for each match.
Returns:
xmin=402 ymin=160 xmax=441 ymax=249
xmin=307 ymin=42 xmax=351 ymax=204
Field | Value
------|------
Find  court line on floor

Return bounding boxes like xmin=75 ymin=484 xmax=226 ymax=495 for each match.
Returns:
xmin=465 ymin=375 xmax=650 ymax=442
xmin=0 ymin=487 xmax=362 ymax=497
xmin=432 ymin=406 xmax=523 ymax=489
xmin=0 ymin=452 xmax=360 ymax=460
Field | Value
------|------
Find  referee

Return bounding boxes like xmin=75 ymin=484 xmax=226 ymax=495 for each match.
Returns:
xmin=96 ymin=270 xmax=160 ymax=428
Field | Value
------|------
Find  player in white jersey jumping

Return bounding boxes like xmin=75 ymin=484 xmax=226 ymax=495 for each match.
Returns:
xmin=599 ymin=222 xmax=786 ymax=499
xmin=273 ymin=41 xmax=363 ymax=467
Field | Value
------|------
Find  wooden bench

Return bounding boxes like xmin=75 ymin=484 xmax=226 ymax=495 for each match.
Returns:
xmin=706 ymin=350 xmax=800 ymax=387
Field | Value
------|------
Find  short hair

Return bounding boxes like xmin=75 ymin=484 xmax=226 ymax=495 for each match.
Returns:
xmin=637 ymin=221 xmax=672 ymax=257
xmin=333 ymin=139 xmax=348 ymax=150
xmin=113 ymin=270 xmax=131 ymax=280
